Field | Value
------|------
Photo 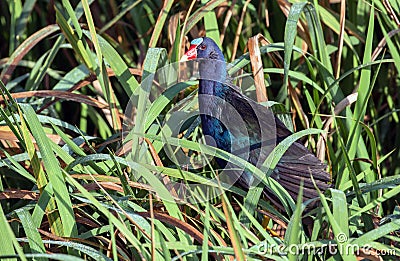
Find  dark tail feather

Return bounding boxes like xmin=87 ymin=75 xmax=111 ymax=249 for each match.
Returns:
xmin=266 ymin=141 xmax=331 ymax=209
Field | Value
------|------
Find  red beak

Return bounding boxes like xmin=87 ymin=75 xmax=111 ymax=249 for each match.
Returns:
xmin=180 ymin=44 xmax=198 ymax=61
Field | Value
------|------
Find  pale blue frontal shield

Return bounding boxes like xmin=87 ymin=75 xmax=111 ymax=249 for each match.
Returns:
xmin=190 ymin=38 xmax=203 ymax=46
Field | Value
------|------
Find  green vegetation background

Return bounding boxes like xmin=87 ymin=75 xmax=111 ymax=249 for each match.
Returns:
xmin=0 ymin=0 xmax=399 ymax=260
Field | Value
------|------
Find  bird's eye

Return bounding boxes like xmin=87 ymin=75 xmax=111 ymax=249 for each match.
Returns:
xmin=199 ymin=44 xmax=206 ymax=50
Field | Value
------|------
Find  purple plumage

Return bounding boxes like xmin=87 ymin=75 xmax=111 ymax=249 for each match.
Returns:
xmin=182 ymin=37 xmax=331 ymax=208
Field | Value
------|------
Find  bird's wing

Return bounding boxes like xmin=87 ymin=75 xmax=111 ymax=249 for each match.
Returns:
xmin=225 ymin=85 xmax=331 ymax=200
xmin=224 ymin=85 xmax=276 ymax=161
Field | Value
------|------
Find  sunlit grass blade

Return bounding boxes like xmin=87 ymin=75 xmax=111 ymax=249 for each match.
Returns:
xmin=15 ymin=209 xmax=47 ymax=260
xmin=184 ymin=0 xmax=225 ymax=35
xmin=0 ymin=24 xmax=60 ymax=84
xmin=0 ymin=204 xmax=27 ymax=261
xmin=318 ymin=189 xmax=357 ymax=261
xmin=285 ymin=184 xmax=303 ymax=261
xmin=64 ymin=173 xmax=150 ymax=258
xmin=201 ymin=0 xmax=221 ymax=48
xmin=221 ymin=192 xmax=246 ymax=261
xmin=280 ymin=1 xmax=307 ymax=102
xmin=20 ymin=104 xmax=77 ymax=237
xmin=55 ymin=7 xmax=93 ymax=70
xmin=149 ymin=0 xmax=174 ymax=48
xmin=345 ymin=5 xmax=374 ymax=172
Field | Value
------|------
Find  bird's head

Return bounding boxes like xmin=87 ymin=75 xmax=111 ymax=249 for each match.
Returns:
xmin=181 ymin=37 xmax=225 ymax=61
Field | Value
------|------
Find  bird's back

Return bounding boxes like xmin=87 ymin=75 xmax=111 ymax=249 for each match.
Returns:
xmin=199 ymin=81 xmax=331 ymax=204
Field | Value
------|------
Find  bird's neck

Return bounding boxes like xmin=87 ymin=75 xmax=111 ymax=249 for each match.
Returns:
xmin=199 ymin=79 xmax=228 ymax=97
xmin=198 ymin=59 xmax=228 ymax=97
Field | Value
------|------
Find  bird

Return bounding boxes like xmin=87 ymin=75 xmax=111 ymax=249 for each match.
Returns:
xmin=180 ymin=37 xmax=331 ymax=210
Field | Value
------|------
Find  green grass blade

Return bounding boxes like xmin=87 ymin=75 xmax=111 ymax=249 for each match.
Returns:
xmin=20 ymin=104 xmax=77 ymax=237
xmin=280 ymin=1 xmax=307 ymax=102
xmin=148 ymin=0 xmax=174 ymax=48
xmin=352 ymin=219 xmax=400 ymax=247
xmin=15 ymin=0 xmax=36 ymax=45
xmin=201 ymin=0 xmax=221 ymax=48
xmin=285 ymin=185 xmax=303 ymax=261
xmin=184 ymin=0 xmax=225 ymax=36
xmin=331 ymin=189 xmax=349 ymax=237
xmin=15 ymin=209 xmax=47 ymax=260
xmin=346 ymin=4 xmax=374 ymax=166
xmin=0 ymin=204 xmax=27 ymax=261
